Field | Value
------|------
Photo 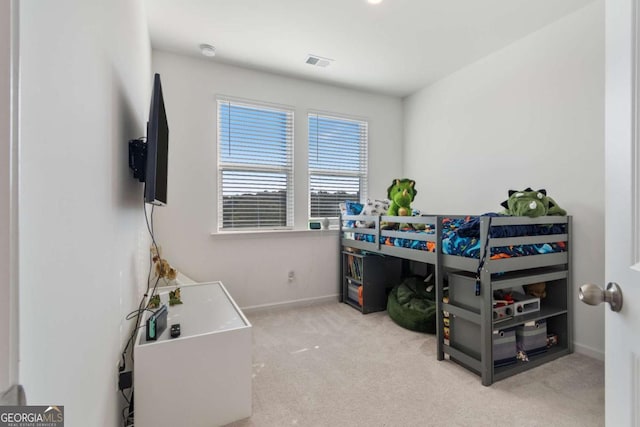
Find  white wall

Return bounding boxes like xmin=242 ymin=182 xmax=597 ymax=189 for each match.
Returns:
xmin=19 ymin=0 xmax=151 ymax=424
xmin=0 ymin=0 xmax=18 ymax=392
xmin=152 ymin=51 xmax=403 ymax=308
xmin=404 ymin=1 xmax=605 ymax=358
xmin=0 ymin=0 xmax=9 ymax=391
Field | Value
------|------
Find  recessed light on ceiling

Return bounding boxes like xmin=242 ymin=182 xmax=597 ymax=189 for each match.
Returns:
xmin=199 ymin=44 xmax=216 ymax=57
xmin=367 ymin=0 xmax=383 ymax=4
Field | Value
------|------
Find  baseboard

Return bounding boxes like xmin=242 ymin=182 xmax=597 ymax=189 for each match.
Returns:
xmin=241 ymin=294 xmax=339 ymax=314
xmin=0 ymin=384 xmax=25 ymax=405
xmin=574 ymin=342 xmax=605 ymax=361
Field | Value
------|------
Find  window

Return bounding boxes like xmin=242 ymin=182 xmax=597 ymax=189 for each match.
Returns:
xmin=217 ymin=99 xmax=294 ymax=230
xmin=308 ymin=113 xmax=368 ymax=219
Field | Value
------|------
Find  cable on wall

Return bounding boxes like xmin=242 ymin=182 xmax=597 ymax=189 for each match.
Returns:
xmin=118 ymin=182 xmax=164 ymax=426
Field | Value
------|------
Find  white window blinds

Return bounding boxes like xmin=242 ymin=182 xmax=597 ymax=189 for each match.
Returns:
xmin=308 ymin=113 xmax=368 ymax=219
xmin=217 ymin=99 xmax=294 ymax=230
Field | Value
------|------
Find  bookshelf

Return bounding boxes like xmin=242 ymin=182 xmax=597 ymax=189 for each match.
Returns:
xmin=342 ymin=249 xmax=402 ymax=314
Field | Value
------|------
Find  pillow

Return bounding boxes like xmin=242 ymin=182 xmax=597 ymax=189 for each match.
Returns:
xmin=346 ymin=200 xmax=363 ymax=215
xmin=356 ymin=199 xmax=390 ymax=228
xmin=339 ymin=200 xmax=364 ymax=227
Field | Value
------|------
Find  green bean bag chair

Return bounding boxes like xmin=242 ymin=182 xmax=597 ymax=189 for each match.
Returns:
xmin=387 ymin=276 xmax=437 ymax=334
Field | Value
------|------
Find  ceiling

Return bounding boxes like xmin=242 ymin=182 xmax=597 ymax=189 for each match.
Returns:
xmin=145 ymin=0 xmax=594 ymax=97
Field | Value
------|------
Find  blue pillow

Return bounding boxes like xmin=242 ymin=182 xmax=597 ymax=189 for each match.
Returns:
xmin=346 ymin=201 xmax=363 ymax=215
xmin=340 ymin=200 xmax=364 ymax=228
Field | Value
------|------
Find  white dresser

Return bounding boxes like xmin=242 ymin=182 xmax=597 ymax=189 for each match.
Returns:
xmin=133 ymin=281 xmax=252 ymax=427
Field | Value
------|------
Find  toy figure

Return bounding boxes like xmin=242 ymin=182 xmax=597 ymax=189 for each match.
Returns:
xmin=387 ymin=178 xmax=417 ymax=217
xmin=169 ymin=288 xmax=183 ymax=306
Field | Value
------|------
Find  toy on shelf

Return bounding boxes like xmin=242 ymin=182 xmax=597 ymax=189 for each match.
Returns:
xmin=169 ymin=288 xmax=183 ymax=306
xmin=524 ymin=282 xmax=547 ymax=299
xmin=151 ymin=244 xmax=178 ymax=285
xmin=148 ymin=294 xmax=161 ymax=309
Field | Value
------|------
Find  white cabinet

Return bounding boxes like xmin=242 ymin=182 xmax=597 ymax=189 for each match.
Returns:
xmin=134 ymin=281 xmax=252 ymax=427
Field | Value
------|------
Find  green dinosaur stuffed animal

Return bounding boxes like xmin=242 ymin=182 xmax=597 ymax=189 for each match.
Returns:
xmin=500 ymin=188 xmax=566 ymax=217
xmin=501 ymin=188 xmax=548 ymax=217
xmin=546 ymin=196 xmax=567 ymax=216
xmin=387 ymin=179 xmax=417 ymax=217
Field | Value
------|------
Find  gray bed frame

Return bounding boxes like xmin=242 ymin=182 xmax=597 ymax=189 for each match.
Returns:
xmin=339 ymin=213 xmax=573 ymax=385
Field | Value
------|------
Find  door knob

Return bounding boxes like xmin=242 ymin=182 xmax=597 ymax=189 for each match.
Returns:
xmin=579 ymin=282 xmax=623 ymax=312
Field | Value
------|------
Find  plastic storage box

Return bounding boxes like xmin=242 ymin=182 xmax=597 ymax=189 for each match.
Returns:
xmin=448 ymin=271 xmax=481 ymax=312
xmin=516 ymin=319 xmax=547 ymax=356
xmin=347 ymin=280 xmax=361 ymax=305
xmin=449 ymin=317 xmax=517 ymax=367
xmin=493 ymin=328 xmax=517 ymax=367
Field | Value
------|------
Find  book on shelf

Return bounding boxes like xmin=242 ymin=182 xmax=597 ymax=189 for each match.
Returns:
xmin=346 ymin=254 xmax=363 ymax=281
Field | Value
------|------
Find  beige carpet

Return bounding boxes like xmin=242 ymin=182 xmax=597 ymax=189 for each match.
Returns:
xmin=228 ymin=302 xmax=604 ymax=427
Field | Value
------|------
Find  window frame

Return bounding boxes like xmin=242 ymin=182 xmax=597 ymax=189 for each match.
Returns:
xmin=307 ymin=111 xmax=369 ymax=221
xmin=216 ymin=96 xmax=295 ymax=232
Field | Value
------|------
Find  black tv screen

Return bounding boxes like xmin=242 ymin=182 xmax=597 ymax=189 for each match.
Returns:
xmin=145 ymin=73 xmax=169 ymax=205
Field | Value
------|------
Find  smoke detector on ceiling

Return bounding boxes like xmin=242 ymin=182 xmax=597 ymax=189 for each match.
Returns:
xmin=200 ymin=44 xmax=216 ymax=57
xmin=305 ymin=54 xmax=334 ymax=68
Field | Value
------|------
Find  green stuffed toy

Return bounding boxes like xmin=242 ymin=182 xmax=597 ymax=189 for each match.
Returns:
xmin=383 ymin=179 xmax=420 ymax=230
xmin=546 ymin=196 xmax=567 ymax=216
xmin=386 ymin=179 xmax=417 ymax=217
xmin=500 ymin=188 xmax=566 ymax=217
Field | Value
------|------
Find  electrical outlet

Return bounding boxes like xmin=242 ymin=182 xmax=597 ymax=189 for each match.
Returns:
xmin=288 ymin=270 xmax=295 ymax=282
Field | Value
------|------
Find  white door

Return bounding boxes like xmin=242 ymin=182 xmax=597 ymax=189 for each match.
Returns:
xmin=603 ymin=0 xmax=640 ymax=425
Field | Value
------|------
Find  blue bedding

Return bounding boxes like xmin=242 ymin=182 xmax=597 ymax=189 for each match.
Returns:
xmin=441 ymin=215 xmax=567 ymax=259
xmin=354 ymin=228 xmax=436 ymax=252
xmin=454 ymin=213 xmax=567 ymax=238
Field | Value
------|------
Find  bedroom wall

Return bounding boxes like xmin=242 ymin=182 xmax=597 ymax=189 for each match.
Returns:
xmin=19 ymin=0 xmax=151 ymax=424
xmin=0 ymin=0 xmax=17 ymax=392
xmin=403 ymin=1 xmax=604 ymax=358
xmin=152 ymin=51 xmax=403 ymax=309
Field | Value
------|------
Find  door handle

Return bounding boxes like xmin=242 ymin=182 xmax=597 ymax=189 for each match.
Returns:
xmin=579 ymin=282 xmax=623 ymax=312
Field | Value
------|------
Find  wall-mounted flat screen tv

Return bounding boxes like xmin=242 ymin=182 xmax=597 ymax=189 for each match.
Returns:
xmin=144 ymin=73 xmax=169 ymax=205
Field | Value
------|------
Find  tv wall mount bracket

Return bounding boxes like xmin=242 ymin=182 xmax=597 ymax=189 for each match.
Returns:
xmin=128 ymin=139 xmax=147 ymax=182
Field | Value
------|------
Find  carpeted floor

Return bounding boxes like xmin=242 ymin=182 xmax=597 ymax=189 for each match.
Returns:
xmin=228 ymin=302 xmax=604 ymax=427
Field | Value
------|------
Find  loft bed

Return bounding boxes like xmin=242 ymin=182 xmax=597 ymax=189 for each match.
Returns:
xmin=339 ymin=213 xmax=441 ymax=318
xmin=340 ymin=213 xmax=572 ymax=385
xmin=436 ymin=214 xmax=572 ymax=385
xmin=340 ymin=213 xmax=570 ymax=270
xmin=339 ymin=214 xmax=440 ymax=264
xmin=340 ymin=213 xmax=571 ymax=302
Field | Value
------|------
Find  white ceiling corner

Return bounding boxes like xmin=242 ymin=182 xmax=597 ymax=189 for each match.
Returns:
xmin=145 ymin=0 xmax=595 ymax=97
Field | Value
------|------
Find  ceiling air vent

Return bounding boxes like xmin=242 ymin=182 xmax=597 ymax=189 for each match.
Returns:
xmin=305 ymin=54 xmax=334 ymax=68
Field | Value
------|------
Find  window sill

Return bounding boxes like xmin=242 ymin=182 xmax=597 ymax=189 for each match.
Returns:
xmin=210 ymin=228 xmax=339 ymax=240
